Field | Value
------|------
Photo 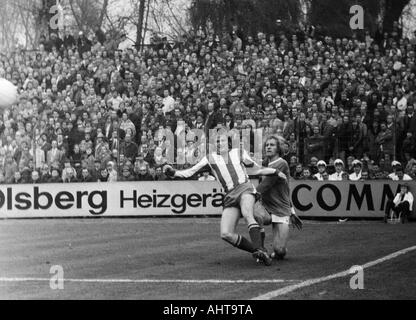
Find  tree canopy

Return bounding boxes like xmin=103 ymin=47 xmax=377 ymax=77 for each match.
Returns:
xmin=189 ymin=0 xmax=412 ymax=38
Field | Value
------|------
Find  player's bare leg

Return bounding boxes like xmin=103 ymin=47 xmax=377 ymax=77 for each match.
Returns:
xmin=253 ymin=201 xmax=272 ymax=248
xmin=220 ymin=207 xmax=255 ymax=253
xmin=271 ymin=222 xmax=290 ymax=260
xmin=240 ymin=193 xmax=272 ymax=265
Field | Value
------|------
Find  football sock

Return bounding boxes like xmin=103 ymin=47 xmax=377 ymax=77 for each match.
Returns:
xmin=248 ymin=223 xmax=262 ymax=250
xmin=223 ymin=234 xmax=254 ymax=253
xmin=260 ymin=228 xmax=265 ymax=248
xmin=235 ymin=235 xmax=255 ymax=253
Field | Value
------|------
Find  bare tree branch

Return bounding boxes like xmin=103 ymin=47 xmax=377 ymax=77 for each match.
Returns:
xmin=18 ymin=4 xmax=34 ymax=47
xmin=98 ymin=0 xmax=109 ymax=28
xmin=163 ymin=0 xmax=188 ymax=34
xmin=69 ymin=0 xmax=83 ymax=31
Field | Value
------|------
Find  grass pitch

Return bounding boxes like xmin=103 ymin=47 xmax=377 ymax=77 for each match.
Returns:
xmin=0 ymin=218 xmax=415 ymax=299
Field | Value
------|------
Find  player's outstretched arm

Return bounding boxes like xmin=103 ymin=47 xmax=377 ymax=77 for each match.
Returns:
xmin=241 ymin=149 xmax=286 ymax=180
xmin=164 ymin=157 xmax=210 ymax=179
xmin=252 ymin=167 xmax=287 ymax=180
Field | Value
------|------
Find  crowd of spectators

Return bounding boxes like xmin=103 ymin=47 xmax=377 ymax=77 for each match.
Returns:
xmin=1 ymin=20 xmax=416 ymax=184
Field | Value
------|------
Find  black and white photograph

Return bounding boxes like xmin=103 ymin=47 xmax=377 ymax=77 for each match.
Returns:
xmin=0 ymin=0 xmax=415 ymax=306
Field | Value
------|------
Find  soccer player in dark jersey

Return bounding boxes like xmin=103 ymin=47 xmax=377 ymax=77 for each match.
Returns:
xmin=255 ymin=135 xmax=303 ymax=260
xmin=164 ymin=134 xmax=287 ymax=266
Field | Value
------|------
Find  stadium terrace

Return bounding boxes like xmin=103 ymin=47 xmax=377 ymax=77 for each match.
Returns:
xmin=1 ymin=20 xmax=416 ymax=184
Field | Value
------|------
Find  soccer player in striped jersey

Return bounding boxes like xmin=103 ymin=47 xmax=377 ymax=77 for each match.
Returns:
xmin=254 ymin=136 xmax=303 ymax=260
xmin=164 ymin=134 xmax=287 ymax=266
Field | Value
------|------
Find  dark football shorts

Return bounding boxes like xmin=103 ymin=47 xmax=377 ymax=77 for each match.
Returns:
xmin=223 ymin=181 xmax=260 ymax=209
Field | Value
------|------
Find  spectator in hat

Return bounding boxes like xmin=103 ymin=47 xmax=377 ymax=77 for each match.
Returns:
xmin=329 ymin=159 xmax=345 ymax=181
xmin=314 ymin=160 xmax=327 ymax=181
xmin=349 ymin=160 xmax=363 ymax=181
xmin=389 ymin=166 xmax=413 ymax=181
xmin=384 ymin=183 xmax=414 ymax=223
xmin=388 ymin=160 xmax=402 ymax=180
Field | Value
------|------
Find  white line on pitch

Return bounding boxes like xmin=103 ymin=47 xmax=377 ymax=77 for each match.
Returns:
xmin=0 ymin=219 xmax=381 ymax=225
xmin=0 ymin=278 xmax=301 ymax=284
xmin=252 ymin=245 xmax=416 ymax=300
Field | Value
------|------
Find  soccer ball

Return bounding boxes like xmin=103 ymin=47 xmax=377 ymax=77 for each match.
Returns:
xmin=0 ymin=78 xmax=18 ymax=110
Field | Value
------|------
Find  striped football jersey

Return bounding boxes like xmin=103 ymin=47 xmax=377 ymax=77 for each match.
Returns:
xmin=174 ymin=148 xmax=255 ymax=192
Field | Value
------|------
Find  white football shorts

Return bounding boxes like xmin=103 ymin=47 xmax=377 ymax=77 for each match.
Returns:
xmin=271 ymin=215 xmax=290 ymax=225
